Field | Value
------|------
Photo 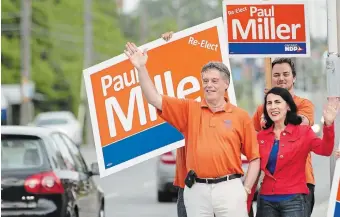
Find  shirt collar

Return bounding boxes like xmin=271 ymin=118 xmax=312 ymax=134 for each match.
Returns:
xmin=200 ymin=97 xmax=233 ymax=113
xmin=263 ymin=123 xmax=294 ymax=135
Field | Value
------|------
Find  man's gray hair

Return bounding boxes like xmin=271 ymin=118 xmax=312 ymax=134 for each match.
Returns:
xmin=201 ymin=61 xmax=231 ymax=82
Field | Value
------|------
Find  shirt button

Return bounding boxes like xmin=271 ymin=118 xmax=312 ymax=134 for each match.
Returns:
xmin=281 ymin=144 xmax=284 ymax=147
xmin=260 ymin=140 xmax=264 ymax=144
xmin=280 ymin=155 xmax=284 ymax=159
xmin=282 ymin=132 xmax=286 ymax=136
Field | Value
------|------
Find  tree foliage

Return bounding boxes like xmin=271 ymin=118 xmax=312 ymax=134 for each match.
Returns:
xmin=1 ymin=0 xmax=127 ymax=115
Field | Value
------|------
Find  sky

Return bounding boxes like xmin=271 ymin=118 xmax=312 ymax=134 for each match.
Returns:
xmin=122 ymin=0 xmax=140 ymax=13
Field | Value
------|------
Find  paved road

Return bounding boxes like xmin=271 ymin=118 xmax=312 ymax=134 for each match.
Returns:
xmin=81 ymin=145 xmax=331 ymax=217
xmin=81 ymin=145 xmax=177 ymax=217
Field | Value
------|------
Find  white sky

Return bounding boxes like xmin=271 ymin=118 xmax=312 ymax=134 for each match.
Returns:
xmin=122 ymin=0 xmax=140 ymax=13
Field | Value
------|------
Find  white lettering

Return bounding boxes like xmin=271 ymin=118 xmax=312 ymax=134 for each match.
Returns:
xmin=148 ymin=75 xmax=164 ymax=122
xmin=276 ymin=24 xmax=290 ymax=40
xmin=113 ymin=75 xmax=124 ymax=92
xmin=104 ymin=71 xmax=201 ymax=138
xmin=123 ymin=69 xmax=136 ymax=87
xmin=177 ymin=76 xmax=201 ymax=101
xmin=101 ymin=75 xmax=112 ymax=97
xmin=291 ymin=24 xmax=301 ymax=40
xmin=232 ymin=18 xmax=301 ymax=40
xmin=249 ymin=6 xmax=274 ymax=17
xmin=164 ymin=71 xmax=175 ymax=97
xmin=235 ymin=7 xmax=247 ymax=14
xmin=250 ymin=6 xmax=257 ymax=17
xmin=232 ymin=19 xmax=256 ymax=40
xmin=188 ymin=37 xmax=199 ymax=46
xmin=105 ymin=86 xmax=146 ymax=138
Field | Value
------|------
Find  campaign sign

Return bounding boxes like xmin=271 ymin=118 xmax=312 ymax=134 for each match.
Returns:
xmin=327 ymin=141 xmax=340 ymax=217
xmin=83 ymin=17 xmax=237 ymax=177
xmin=222 ymin=0 xmax=311 ymax=57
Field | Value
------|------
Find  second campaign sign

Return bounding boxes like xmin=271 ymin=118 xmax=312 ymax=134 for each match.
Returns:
xmin=222 ymin=0 xmax=311 ymax=57
xmin=83 ymin=18 xmax=237 ymax=177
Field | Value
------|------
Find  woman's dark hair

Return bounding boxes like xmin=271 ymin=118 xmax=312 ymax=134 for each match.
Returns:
xmin=263 ymin=87 xmax=302 ymax=129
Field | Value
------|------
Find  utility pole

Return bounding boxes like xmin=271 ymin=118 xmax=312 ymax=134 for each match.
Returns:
xmin=20 ymin=0 xmax=32 ymax=125
xmin=139 ymin=0 xmax=147 ymax=44
xmin=326 ymin=0 xmax=340 ymax=186
xmin=78 ymin=0 xmax=94 ymax=146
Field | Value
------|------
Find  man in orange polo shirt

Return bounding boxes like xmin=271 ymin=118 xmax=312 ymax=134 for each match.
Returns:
xmin=124 ymin=42 xmax=260 ymax=217
xmin=251 ymin=57 xmax=315 ymax=216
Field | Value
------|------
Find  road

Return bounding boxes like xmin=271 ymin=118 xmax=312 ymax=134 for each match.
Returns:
xmin=81 ymin=145 xmax=177 ymax=217
xmin=81 ymin=145 xmax=331 ymax=217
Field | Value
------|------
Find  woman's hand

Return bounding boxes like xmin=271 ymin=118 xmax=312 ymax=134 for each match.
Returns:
xmin=323 ymin=99 xmax=339 ymax=126
xmin=335 ymin=150 xmax=340 ymax=160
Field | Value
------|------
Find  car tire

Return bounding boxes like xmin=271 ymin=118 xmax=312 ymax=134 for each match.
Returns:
xmin=157 ymin=190 xmax=172 ymax=202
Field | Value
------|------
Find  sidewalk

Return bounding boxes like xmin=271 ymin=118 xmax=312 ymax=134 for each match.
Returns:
xmin=312 ymin=200 xmax=329 ymax=217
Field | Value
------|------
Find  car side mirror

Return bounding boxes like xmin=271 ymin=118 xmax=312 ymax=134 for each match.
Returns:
xmin=90 ymin=162 xmax=99 ymax=176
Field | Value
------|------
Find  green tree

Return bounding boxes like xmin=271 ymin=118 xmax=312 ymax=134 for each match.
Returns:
xmin=1 ymin=0 xmax=127 ymax=115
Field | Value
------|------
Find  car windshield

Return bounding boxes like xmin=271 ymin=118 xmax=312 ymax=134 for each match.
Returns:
xmin=1 ymin=136 xmax=44 ymax=170
xmin=36 ymin=118 xmax=68 ymax=126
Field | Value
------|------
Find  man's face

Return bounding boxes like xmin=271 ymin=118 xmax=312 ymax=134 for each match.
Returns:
xmin=272 ymin=63 xmax=295 ymax=91
xmin=201 ymin=69 xmax=229 ymax=102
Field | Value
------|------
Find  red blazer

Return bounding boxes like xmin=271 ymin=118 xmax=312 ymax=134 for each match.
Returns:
xmin=258 ymin=123 xmax=334 ymax=195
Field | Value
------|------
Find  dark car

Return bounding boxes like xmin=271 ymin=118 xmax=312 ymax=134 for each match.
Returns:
xmin=1 ymin=126 xmax=105 ymax=217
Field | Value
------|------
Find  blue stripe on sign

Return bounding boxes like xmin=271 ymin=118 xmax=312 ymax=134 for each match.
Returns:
xmin=102 ymin=123 xmax=184 ymax=169
xmin=229 ymin=43 xmax=307 ymax=55
xmin=335 ymin=201 xmax=340 ymax=217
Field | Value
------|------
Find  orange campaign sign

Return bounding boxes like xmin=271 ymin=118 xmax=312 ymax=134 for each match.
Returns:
xmin=222 ymin=0 xmax=311 ymax=57
xmin=83 ymin=17 xmax=237 ymax=177
xmin=327 ymin=140 xmax=340 ymax=217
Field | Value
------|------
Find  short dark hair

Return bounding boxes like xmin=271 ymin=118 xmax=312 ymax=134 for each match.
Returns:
xmin=263 ymin=87 xmax=302 ymax=129
xmin=201 ymin=61 xmax=230 ymax=82
xmin=272 ymin=58 xmax=296 ymax=78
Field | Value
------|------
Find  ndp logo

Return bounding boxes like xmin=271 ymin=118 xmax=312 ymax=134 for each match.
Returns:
xmin=284 ymin=44 xmax=303 ymax=52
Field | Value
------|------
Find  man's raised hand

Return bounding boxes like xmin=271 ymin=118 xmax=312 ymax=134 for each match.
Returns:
xmin=124 ymin=42 xmax=148 ymax=69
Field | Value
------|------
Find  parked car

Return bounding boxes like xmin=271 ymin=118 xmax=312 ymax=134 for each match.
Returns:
xmin=156 ymin=150 xmax=178 ymax=202
xmin=31 ymin=111 xmax=83 ymax=146
xmin=1 ymin=126 xmax=104 ymax=217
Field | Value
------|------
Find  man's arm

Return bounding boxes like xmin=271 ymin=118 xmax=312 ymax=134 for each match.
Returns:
xmin=298 ymin=99 xmax=315 ymax=126
xmin=124 ymin=42 xmax=162 ymax=110
xmin=252 ymin=105 xmax=264 ymax=132
xmin=241 ymin=117 xmax=261 ymax=192
xmin=243 ymin=159 xmax=260 ymax=191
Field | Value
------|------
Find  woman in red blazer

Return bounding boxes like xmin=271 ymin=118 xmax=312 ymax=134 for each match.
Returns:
xmin=256 ymin=87 xmax=338 ymax=217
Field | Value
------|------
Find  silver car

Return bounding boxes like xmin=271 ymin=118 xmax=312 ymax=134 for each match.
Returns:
xmin=156 ymin=150 xmax=178 ymax=202
xmin=31 ymin=111 xmax=83 ymax=146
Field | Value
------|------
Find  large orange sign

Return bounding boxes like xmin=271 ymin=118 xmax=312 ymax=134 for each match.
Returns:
xmin=83 ymin=18 xmax=236 ymax=177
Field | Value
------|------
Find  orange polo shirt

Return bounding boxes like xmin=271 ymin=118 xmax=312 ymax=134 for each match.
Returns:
xmin=252 ymin=95 xmax=315 ymax=184
xmin=157 ymin=95 xmax=260 ymax=187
